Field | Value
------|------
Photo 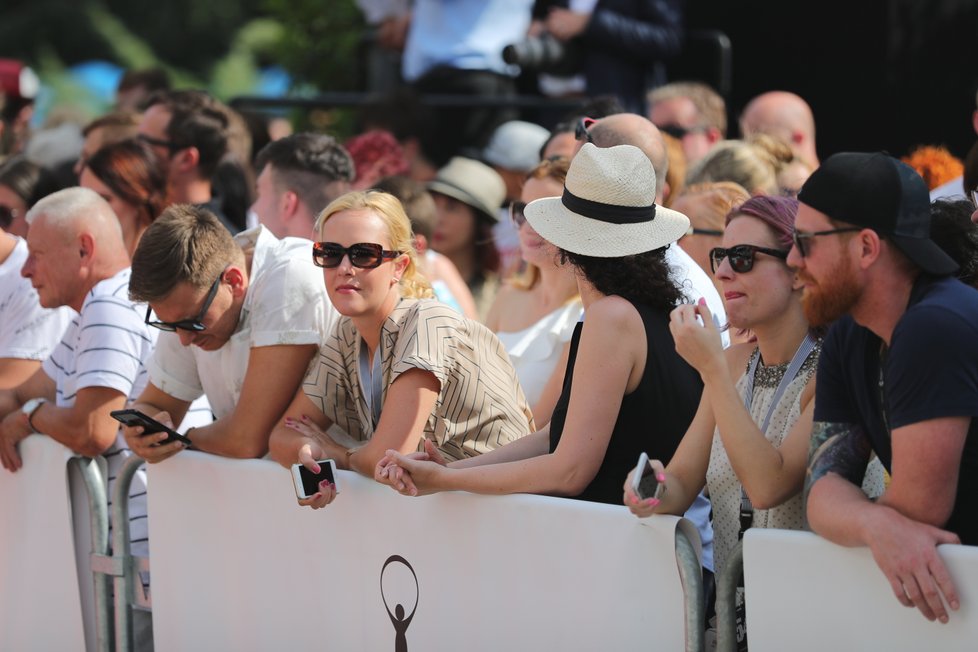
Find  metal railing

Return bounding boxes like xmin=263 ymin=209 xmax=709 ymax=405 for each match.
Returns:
xmin=676 ymin=528 xmax=706 ymax=652
xmin=715 ymin=539 xmax=745 ymax=652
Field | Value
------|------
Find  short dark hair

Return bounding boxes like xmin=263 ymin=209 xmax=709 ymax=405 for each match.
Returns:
xmin=561 ymin=246 xmax=683 ymax=311
xmin=930 ymin=198 xmax=978 ymax=289
xmin=130 ymin=204 xmax=244 ymax=302
xmin=372 ymin=175 xmax=437 ymax=241
xmin=145 ymin=90 xmax=229 ymax=178
xmin=254 ymin=132 xmax=355 ymax=215
xmin=117 ymin=68 xmax=170 ymax=94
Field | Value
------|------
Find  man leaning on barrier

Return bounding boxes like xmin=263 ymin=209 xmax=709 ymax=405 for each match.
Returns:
xmin=791 ymin=153 xmax=978 ymax=624
xmin=120 ymin=205 xmax=336 ymax=461
xmin=0 ymin=187 xmax=154 ymax=472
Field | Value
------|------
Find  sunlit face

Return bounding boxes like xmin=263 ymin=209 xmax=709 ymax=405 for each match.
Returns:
xmin=79 ymin=168 xmax=144 ymax=253
xmin=318 ymin=208 xmax=407 ymax=321
xmin=714 ymin=215 xmax=796 ymax=331
xmin=674 ymin=194 xmax=722 ymax=282
xmin=787 ymin=203 xmax=862 ymax=327
xmin=517 ymin=176 xmax=562 ymax=269
xmin=250 ymin=166 xmax=286 ymax=237
xmin=0 ymin=184 xmax=29 ymax=237
xmin=431 ymin=193 xmax=477 ymax=258
xmin=149 ymin=276 xmax=239 ymax=351
xmin=20 ymin=216 xmax=85 ymax=310
xmin=649 ymin=97 xmax=713 ymax=165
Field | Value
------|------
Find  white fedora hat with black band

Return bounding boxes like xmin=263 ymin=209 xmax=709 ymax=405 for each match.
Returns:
xmin=524 ymin=143 xmax=690 ymax=258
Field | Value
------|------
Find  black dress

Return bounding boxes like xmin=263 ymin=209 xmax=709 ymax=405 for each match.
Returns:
xmin=548 ymin=299 xmax=703 ymax=505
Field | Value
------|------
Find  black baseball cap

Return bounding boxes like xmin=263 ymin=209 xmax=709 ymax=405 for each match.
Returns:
xmin=798 ymin=152 xmax=957 ymax=275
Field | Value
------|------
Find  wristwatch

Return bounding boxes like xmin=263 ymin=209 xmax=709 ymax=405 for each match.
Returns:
xmin=20 ymin=397 xmax=47 ymax=433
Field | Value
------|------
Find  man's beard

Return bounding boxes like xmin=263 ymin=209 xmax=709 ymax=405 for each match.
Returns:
xmin=799 ymin=256 xmax=861 ymax=327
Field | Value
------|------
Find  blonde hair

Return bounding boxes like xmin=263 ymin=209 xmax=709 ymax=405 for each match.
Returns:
xmin=315 ymin=190 xmax=434 ymax=299
xmin=686 ymin=139 xmax=780 ymax=195
xmin=676 ymin=181 xmax=751 ymax=232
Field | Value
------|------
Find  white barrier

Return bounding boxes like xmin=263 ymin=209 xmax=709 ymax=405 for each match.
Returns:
xmin=0 ymin=436 xmax=90 ymax=650
xmin=148 ymin=451 xmax=700 ymax=651
xmin=743 ymin=529 xmax=978 ymax=651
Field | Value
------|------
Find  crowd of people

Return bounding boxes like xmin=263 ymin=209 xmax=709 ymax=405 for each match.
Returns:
xmin=1 ymin=8 xmax=978 ymax=646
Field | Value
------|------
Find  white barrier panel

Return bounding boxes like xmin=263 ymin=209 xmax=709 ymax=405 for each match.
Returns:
xmin=743 ymin=529 xmax=978 ymax=651
xmin=149 ymin=451 xmax=699 ymax=651
xmin=0 ymin=436 xmax=88 ymax=650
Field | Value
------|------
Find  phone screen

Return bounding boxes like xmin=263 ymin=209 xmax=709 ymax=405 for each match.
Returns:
xmin=298 ymin=462 xmax=336 ymax=496
xmin=636 ymin=459 xmax=660 ymax=500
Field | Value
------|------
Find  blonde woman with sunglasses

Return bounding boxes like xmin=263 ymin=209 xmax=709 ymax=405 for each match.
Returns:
xmin=268 ymin=190 xmax=534 ymax=508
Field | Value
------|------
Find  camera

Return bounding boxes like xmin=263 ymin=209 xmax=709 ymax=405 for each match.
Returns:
xmin=502 ymin=33 xmax=583 ymax=75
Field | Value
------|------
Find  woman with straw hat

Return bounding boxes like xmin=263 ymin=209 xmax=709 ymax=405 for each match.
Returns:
xmin=376 ymin=143 xmax=702 ymax=505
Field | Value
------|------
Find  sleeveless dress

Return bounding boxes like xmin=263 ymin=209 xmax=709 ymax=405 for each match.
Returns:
xmin=495 ymin=300 xmax=584 ymax=408
xmin=706 ymin=344 xmax=819 ymax=576
xmin=548 ymin=299 xmax=703 ymax=505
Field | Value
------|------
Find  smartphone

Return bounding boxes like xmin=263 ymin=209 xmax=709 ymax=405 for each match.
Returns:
xmin=291 ymin=459 xmax=339 ymax=500
xmin=109 ymin=409 xmax=193 ymax=446
xmin=631 ymin=452 xmax=665 ymax=501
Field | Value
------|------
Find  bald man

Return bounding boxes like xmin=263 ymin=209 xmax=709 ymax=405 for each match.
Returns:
xmin=0 ymin=187 xmax=155 ymax=472
xmin=739 ymin=91 xmax=819 ymax=168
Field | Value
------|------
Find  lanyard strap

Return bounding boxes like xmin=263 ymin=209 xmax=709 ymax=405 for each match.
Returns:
xmin=738 ymin=332 xmax=817 ymax=538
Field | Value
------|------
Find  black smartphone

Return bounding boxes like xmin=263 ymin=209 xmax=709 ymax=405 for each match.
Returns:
xmin=110 ymin=409 xmax=193 ymax=446
xmin=291 ymin=459 xmax=339 ymax=499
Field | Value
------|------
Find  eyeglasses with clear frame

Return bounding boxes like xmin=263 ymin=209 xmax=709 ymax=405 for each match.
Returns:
xmin=312 ymin=242 xmax=402 ymax=269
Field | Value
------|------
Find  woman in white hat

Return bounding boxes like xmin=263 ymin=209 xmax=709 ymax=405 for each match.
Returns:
xmin=375 ymin=143 xmax=702 ymax=505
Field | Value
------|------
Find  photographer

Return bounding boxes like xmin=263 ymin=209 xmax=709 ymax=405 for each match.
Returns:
xmin=511 ymin=0 xmax=684 ymax=114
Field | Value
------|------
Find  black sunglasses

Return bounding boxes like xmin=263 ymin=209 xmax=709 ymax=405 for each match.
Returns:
xmin=137 ymin=133 xmax=183 ymax=152
xmin=658 ymin=124 xmax=708 ymax=140
xmin=509 ymin=201 xmax=527 ymax=227
xmin=575 ymin=117 xmax=596 ymax=143
xmin=791 ymin=227 xmax=862 ymax=257
xmin=145 ymin=271 xmax=224 ymax=332
xmin=709 ymin=244 xmax=789 ymax=274
xmin=312 ymin=242 xmax=402 ymax=269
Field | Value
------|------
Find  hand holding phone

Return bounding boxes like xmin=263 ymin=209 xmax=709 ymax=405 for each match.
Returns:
xmin=110 ymin=409 xmax=193 ymax=446
xmin=292 ymin=458 xmax=339 ymax=501
xmin=631 ymin=452 xmax=666 ymax=501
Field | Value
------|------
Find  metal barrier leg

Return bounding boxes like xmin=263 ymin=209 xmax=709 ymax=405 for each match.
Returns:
xmin=715 ymin=540 xmax=744 ymax=652
xmin=69 ymin=456 xmax=114 ymax=652
xmin=676 ymin=529 xmax=705 ymax=652
xmin=111 ymin=454 xmax=149 ymax=652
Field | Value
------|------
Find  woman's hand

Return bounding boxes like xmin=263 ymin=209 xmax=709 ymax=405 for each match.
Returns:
xmin=377 ymin=448 xmax=447 ymax=496
xmin=375 ymin=439 xmax=446 ymax=495
xmin=292 ymin=436 xmax=338 ymax=509
xmin=669 ymin=299 xmax=727 ymax=381
xmin=623 ymin=459 xmax=667 ymax=518
xmin=285 ymin=414 xmax=349 ymax=463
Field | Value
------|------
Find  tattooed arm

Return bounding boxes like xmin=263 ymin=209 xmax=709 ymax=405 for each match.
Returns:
xmin=805 ymin=420 xmax=961 ymax=624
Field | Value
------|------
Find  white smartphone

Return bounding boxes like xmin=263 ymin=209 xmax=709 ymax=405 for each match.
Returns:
xmin=631 ymin=452 xmax=665 ymax=501
xmin=291 ymin=459 xmax=339 ymax=499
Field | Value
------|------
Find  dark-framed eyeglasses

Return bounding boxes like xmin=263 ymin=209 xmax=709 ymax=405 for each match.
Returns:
xmin=575 ymin=117 xmax=596 ymax=143
xmin=709 ymin=244 xmax=789 ymax=274
xmin=509 ymin=201 xmax=527 ymax=228
xmin=791 ymin=227 xmax=862 ymax=258
xmin=0 ymin=205 xmax=17 ymax=229
xmin=145 ymin=271 xmax=225 ymax=332
xmin=312 ymin=242 xmax=402 ymax=269
xmin=137 ymin=133 xmax=183 ymax=152
xmin=658 ymin=124 xmax=708 ymax=140
xmin=684 ymin=226 xmax=723 ymax=238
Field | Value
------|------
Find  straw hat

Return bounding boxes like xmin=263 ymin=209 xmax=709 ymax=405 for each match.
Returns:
xmin=427 ymin=157 xmax=506 ymax=223
xmin=524 ymin=143 xmax=689 ymax=257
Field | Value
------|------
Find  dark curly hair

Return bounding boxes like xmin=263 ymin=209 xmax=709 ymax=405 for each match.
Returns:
xmin=930 ymin=198 xmax=978 ymax=288
xmin=560 ymin=245 xmax=683 ymax=311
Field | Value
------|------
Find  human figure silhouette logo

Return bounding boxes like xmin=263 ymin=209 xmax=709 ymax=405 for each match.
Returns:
xmin=381 ymin=555 xmax=418 ymax=652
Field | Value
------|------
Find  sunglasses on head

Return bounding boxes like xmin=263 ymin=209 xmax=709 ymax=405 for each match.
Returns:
xmin=575 ymin=117 xmax=596 ymax=143
xmin=145 ymin=270 xmax=225 ymax=332
xmin=658 ymin=124 xmax=708 ymax=140
xmin=709 ymin=244 xmax=789 ymax=274
xmin=509 ymin=201 xmax=527 ymax=227
xmin=312 ymin=242 xmax=402 ymax=269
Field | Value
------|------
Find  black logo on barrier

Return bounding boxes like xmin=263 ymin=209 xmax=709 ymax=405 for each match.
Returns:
xmin=381 ymin=555 xmax=418 ymax=652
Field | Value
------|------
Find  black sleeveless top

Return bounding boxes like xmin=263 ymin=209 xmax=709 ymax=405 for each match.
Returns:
xmin=548 ymin=300 xmax=703 ymax=505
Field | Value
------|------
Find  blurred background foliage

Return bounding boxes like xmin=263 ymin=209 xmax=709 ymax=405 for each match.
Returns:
xmin=0 ymin=0 xmax=365 ymax=125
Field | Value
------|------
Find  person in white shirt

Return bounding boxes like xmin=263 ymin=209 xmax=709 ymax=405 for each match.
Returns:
xmin=121 ymin=204 xmax=337 ymax=461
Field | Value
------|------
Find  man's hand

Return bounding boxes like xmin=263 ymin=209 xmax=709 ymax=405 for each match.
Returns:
xmin=867 ymin=506 xmax=961 ymax=623
xmin=120 ymin=411 xmax=186 ymax=464
xmin=545 ymin=8 xmax=590 ymax=41
xmin=0 ymin=410 xmax=31 ymax=471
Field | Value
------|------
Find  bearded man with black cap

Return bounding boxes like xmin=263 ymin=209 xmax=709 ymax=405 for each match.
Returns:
xmin=789 ymin=152 xmax=978 ymax=625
